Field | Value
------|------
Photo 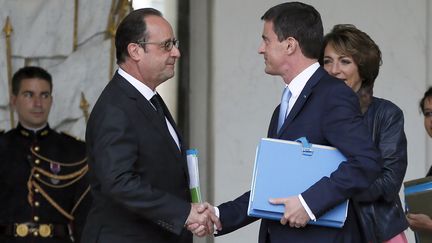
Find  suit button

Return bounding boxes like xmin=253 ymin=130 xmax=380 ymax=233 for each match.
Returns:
xmin=33 ymin=231 xmax=39 ymax=236
xmin=34 ymin=188 xmax=39 ymax=193
xmin=34 ymin=216 xmax=39 ymax=222
xmin=34 ymin=146 xmax=40 ymax=152
xmin=35 ymin=201 xmax=40 ymax=207
xmin=35 ymin=173 xmax=40 ymax=178
xmin=35 ymin=159 xmax=40 ymax=165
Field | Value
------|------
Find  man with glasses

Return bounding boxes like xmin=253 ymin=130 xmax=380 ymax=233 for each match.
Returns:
xmin=81 ymin=8 xmax=219 ymax=243
xmin=136 ymin=38 xmax=179 ymax=52
xmin=0 ymin=66 xmax=91 ymax=242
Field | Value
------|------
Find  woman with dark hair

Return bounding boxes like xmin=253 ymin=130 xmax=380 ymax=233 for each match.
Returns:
xmin=320 ymin=24 xmax=408 ymax=243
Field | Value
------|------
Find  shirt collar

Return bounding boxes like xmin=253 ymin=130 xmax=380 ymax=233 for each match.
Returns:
xmin=287 ymin=62 xmax=320 ymax=98
xmin=118 ymin=68 xmax=156 ymax=101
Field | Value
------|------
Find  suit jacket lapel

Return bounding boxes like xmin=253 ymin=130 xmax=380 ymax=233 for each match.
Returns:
xmin=158 ymin=95 xmax=184 ymax=147
xmin=277 ymin=67 xmax=326 ymax=138
xmin=113 ymin=73 xmax=183 ymax=159
xmin=135 ymin=96 xmax=183 ymax=159
xmin=268 ymin=107 xmax=279 ymax=138
xmin=156 ymin=97 xmax=188 ymax=173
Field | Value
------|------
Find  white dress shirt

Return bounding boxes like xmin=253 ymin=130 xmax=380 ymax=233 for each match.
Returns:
xmin=118 ymin=68 xmax=180 ymax=149
xmin=285 ymin=62 xmax=320 ymax=222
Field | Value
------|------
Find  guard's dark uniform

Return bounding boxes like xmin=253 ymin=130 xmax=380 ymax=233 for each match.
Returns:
xmin=0 ymin=124 xmax=91 ymax=243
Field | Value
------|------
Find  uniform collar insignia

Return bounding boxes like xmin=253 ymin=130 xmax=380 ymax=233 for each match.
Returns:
xmin=20 ymin=129 xmax=30 ymax=137
xmin=40 ymin=129 xmax=49 ymax=136
xmin=17 ymin=123 xmax=50 ymax=139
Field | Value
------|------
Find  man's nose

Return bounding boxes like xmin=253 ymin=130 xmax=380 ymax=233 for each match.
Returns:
xmin=33 ymin=96 xmax=42 ymax=107
xmin=171 ymin=45 xmax=181 ymax=58
xmin=258 ymin=42 xmax=265 ymax=54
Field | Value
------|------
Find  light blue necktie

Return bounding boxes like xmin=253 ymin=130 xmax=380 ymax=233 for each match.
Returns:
xmin=277 ymin=87 xmax=291 ymax=133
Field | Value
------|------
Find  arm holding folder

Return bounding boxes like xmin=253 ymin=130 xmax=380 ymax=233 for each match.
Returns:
xmin=407 ymin=214 xmax=432 ymax=232
xmin=216 ymin=72 xmax=381 ymax=242
xmin=404 ymin=176 xmax=432 ymax=241
xmin=248 ymin=138 xmax=349 ymax=228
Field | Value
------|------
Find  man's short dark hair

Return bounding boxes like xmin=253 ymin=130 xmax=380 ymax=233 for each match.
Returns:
xmin=115 ymin=8 xmax=162 ymax=64
xmin=261 ymin=2 xmax=323 ymax=59
xmin=11 ymin=66 xmax=52 ymax=95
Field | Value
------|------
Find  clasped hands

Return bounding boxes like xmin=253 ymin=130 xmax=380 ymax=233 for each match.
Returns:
xmin=186 ymin=202 xmax=222 ymax=237
xmin=185 ymin=196 xmax=310 ymax=237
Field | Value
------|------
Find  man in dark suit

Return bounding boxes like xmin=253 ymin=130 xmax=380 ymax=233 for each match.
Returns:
xmin=0 ymin=66 xmax=91 ymax=242
xmin=81 ymin=8 xmax=218 ymax=243
xmin=190 ymin=2 xmax=381 ymax=243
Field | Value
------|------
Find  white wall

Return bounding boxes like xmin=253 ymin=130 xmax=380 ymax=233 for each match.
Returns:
xmin=190 ymin=1 xmax=431 ymax=243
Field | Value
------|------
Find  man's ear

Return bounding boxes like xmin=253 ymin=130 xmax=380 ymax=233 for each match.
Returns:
xmin=9 ymin=95 xmax=16 ymax=111
xmin=286 ymin=37 xmax=297 ymax=54
xmin=127 ymin=43 xmax=142 ymax=61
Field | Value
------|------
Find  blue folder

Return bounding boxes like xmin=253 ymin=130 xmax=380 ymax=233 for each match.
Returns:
xmin=247 ymin=137 xmax=349 ymax=228
xmin=404 ymin=177 xmax=432 ymax=196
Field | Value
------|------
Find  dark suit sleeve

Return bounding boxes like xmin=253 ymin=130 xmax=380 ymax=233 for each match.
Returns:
xmin=217 ymin=191 xmax=259 ymax=235
xmin=354 ymin=104 xmax=407 ymax=202
xmin=301 ymin=84 xmax=381 ymax=217
xmin=88 ymin=105 xmax=190 ymax=235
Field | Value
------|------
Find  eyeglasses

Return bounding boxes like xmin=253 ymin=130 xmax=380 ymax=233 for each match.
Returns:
xmin=136 ymin=38 xmax=179 ymax=52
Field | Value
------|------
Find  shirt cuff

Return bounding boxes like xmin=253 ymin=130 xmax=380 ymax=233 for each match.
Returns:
xmin=298 ymin=194 xmax=316 ymax=221
xmin=214 ymin=206 xmax=220 ymax=218
xmin=214 ymin=206 xmax=220 ymax=234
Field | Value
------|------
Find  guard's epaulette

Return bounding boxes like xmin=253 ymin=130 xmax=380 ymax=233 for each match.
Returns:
xmin=61 ymin=131 xmax=84 ymax=142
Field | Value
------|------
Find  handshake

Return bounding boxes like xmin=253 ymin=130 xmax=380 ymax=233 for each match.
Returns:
xmin=185 ymin=202 xmax=222 ymax=237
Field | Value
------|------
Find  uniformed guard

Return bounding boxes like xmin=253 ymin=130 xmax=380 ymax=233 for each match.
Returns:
xmin=0 ymin=66 xmax=91 ymax=243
